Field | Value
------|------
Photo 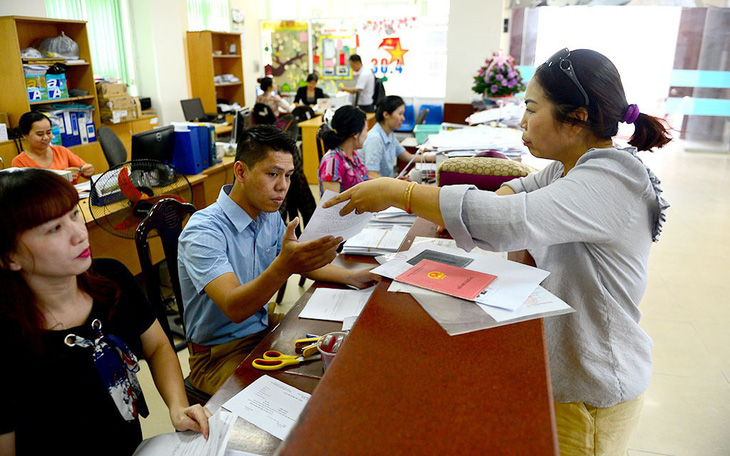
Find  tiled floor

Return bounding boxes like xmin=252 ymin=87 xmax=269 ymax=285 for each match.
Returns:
xmin=137 ymin=140 xmax=730 ymax=454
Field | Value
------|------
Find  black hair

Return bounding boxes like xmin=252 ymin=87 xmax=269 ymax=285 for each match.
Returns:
xmin=258 ymin=76 xmax=274 ymax=92
xmin=236 ymin=124 xmax=298 ymax=168
xmin=376 ymin=95 xmax=405 ymax=123
xmin=0 ymin=169 xmax=118 ymax=348
xmin=19 ymin=111 xmax=51 ymax=136
xmin=534 ymin=49 xmax=671 ymax=152
xmin=322 ymin=106 xmax=367 ymax=151
xmin=349 ymin=54 xmax=362 ymax=64
xmin=306 ymin=73 xmax=319 ymax=83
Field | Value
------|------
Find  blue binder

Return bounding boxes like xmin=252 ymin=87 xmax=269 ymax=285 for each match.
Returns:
xmin=188 ymin=125 xmax=210 ymax=170
xmin=172 ymin=130 xmax=204 ymax=175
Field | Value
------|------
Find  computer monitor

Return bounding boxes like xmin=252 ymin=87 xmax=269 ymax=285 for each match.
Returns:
xmin=181 ymin=98 xmax=207 ymax=122
xmin=131 ymin=125 xmax=176 ymax=186
xmin=231 ymin=107 xmax=252 ymax=145
xmin=132 ymin=125 xmax=175 ymax=163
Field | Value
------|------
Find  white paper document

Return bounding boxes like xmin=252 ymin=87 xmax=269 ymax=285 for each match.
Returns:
xmin=410 ymin=285 xmax=574 ymax=336
xmin=133 ymin=409 xmax=236 ymax=456
xmin=342 ymin=225 xmax=411 ymax=256
xmin=299 ymin=189 xmax=372 ymax=242
xmin=222 ymin=375 xmax=311 ymax=441
xmin=298 ymin=286 xmax=375 ymax=322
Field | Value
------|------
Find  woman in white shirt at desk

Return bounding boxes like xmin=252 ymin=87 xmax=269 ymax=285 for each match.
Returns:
xmin=361 ymin=95 xmax=435 ymax=179
xmin=325 ymin=48 xmax=672 ymax=456
xmin=255 ymin=77 xmax=292 ymax=118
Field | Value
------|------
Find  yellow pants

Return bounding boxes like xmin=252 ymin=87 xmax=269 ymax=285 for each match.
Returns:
xmin=554 ymin=393 xmax=645 ymax=456
xmin=188 ymin=332 xmax=264 ymax=396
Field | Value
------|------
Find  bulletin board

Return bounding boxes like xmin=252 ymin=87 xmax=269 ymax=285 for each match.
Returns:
xmin=261 ymin=21 xmax=310 ymax=93
xmin=260 ymin=16 xmax=448 ymax=98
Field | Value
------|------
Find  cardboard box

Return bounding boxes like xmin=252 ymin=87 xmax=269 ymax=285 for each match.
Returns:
xmin=131 ymin=97 xmax=143 ymax=119
xmin=98 ymin=94 xmax=135 ymax=111
xmin=100 ymin=108 xmax=133 ymax=123
xmin=96 ymin=82 xmax=128 ymax=97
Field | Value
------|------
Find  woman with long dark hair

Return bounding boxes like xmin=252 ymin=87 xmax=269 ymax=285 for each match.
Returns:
xmin=0 ymin=169 xmax=210 ymax=456
xmin=326 ymin=49 xmax=672 ymax=455
xmin=318 ymin=105 xmax=369 ymax=194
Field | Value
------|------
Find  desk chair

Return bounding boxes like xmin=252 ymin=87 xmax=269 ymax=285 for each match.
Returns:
xmin=97 ymin=126 xmax=127 ymax=168
xmin=315 ymin=123 xmax=328 ymax=163
xmin=252 ymin=103 xmax=277 ymax=125
xmin=135 ymin=198 xmax=211 ymax=405
xmin=421 ymin=104 xmax=444 ymax=125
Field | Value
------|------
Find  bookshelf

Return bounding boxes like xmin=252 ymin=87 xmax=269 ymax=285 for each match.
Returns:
xmin=0 ymin=16 xmax=107 ymax=173
xmin=186 ymin=31 xmax=245 ymax=114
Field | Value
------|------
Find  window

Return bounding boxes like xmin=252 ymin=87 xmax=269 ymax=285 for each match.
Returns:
xmin=45 ymin=0 xmax=137 ymax=94
xmin=187 ymin=0 xmax=231 ymax=32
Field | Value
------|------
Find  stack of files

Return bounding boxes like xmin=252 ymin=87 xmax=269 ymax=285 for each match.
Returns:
xmin=368 ymin=207 xmax=417 ymax=226
xmin=424 ymin=125 xmax=526 ymax=158
xmin=341 ymin=224 xmax=411 ymax=256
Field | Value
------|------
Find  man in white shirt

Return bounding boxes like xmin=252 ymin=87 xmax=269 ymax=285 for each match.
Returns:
xmin=343 ymin=54 xmax=376 ymax=113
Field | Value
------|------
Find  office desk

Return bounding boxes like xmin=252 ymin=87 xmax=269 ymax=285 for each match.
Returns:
xmin=209 ymin=219 xmax=558 ymax=455
xmin=299 ymin=113 xmax=376 ymax=185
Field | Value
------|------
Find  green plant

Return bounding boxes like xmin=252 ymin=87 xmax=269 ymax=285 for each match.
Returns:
xmin=472 ymin=52 xmax=526 ymax=97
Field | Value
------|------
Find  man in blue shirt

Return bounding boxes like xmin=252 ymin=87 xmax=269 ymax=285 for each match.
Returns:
xmin=178 ymin=125 xmax=376 ymax=395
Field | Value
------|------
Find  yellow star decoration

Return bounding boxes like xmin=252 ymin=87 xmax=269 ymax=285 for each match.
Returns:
xmin=384 ymin=40 xmax=408 ymax=65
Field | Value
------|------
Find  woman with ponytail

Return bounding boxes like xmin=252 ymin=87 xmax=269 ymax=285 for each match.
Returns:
xmin=318 ymin=105 xmax=369 ymax=194
xmin=325 ymin=49 xmax=671 ymax=455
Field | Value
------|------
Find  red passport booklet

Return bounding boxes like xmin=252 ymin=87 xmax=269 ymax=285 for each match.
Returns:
xmin=395 ymin=259 xmax=498 ymax=301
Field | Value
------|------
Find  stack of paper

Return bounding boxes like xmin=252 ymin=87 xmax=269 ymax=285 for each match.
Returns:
xmin=424 ymin=125 xmax=526 ymax=159
xmin=341 ymin=224 xmax=411 ymax=256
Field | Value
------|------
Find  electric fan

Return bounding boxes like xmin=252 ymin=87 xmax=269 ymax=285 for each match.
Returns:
xmin=89 ymin=159 xmax=193 ymax=238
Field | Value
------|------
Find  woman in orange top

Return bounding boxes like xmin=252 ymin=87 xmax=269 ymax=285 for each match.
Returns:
xmin=12 ymin=112 xmax=94 ymax=183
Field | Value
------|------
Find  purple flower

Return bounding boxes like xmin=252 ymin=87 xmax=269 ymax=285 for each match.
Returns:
xmin=508 ymin=71 xmax=517 ymax=79
xmin=508 ymin=79 xmax=516 ymax=88
xmin=490 ymin=84 xmax=498 ymax=93
xmin=495 ymin=73 xmax=504 ymax=82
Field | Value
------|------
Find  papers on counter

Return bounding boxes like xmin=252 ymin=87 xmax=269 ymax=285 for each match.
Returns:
xmin=222 ymin=375 xmax=311 ymax=441
xmin=299 ymin=189 xmax=372 ymax=242
xmin=373 ymin=243 xmax=549 ymax=311
xmin=298 ymin=286 xmax=375 ymax=322
xmin=133 ymin=409 xmax=236 ymax=456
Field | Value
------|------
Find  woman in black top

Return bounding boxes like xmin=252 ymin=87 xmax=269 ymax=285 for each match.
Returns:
xmin=294 ymin=73 xmax=326 ymax=106
xmin=0 ymin=169 xmax=211 ymax=456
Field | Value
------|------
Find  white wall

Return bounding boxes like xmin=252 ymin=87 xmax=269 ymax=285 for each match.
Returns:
xmin=0 ymin=0 xmax=46 ymax=17
xmin=445 ymin=0 xmax=505 ymax=103
xmin=129 ymin=0 xmax=189 ymax=125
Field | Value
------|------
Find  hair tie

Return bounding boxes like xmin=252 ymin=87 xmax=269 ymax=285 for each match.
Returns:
xmin=331 ymin=127 xmax=338 ymax=135
xmin=623 ymin=104 xmax=640 ymax=124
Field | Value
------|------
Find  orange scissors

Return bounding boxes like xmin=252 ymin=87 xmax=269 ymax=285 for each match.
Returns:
xmin=252 ymin=350 xmax=321 ymax=371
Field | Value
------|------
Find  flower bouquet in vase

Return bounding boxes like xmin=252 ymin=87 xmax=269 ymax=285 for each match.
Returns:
xmin=472 ymin=52 xmax=526 ymax=126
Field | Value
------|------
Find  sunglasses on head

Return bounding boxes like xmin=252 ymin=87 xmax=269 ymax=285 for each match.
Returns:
xmin=546 ymin=48 xmax=590 ymax=107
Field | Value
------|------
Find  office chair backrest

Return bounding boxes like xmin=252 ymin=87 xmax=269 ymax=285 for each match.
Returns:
xmin=276 ymin=114 xmax=299 ymax=142
xmin=315 ymin=123 xmax=328 ymax=162
xmin=292 ymin=105 xmax=315 ymax=123
xmin=135 ymin=198 xmax=196 ymax=346
xmin=252 ymin=102 xmax=276 ymax=125
xmin=414 ymin=107 xmax=430 ymax=126
xmin=97 ymin=126 xmax=127 ymax=168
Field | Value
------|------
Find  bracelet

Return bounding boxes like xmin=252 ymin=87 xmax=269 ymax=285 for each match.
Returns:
xmin=404 ymin=181 xmax=417 ymax=214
